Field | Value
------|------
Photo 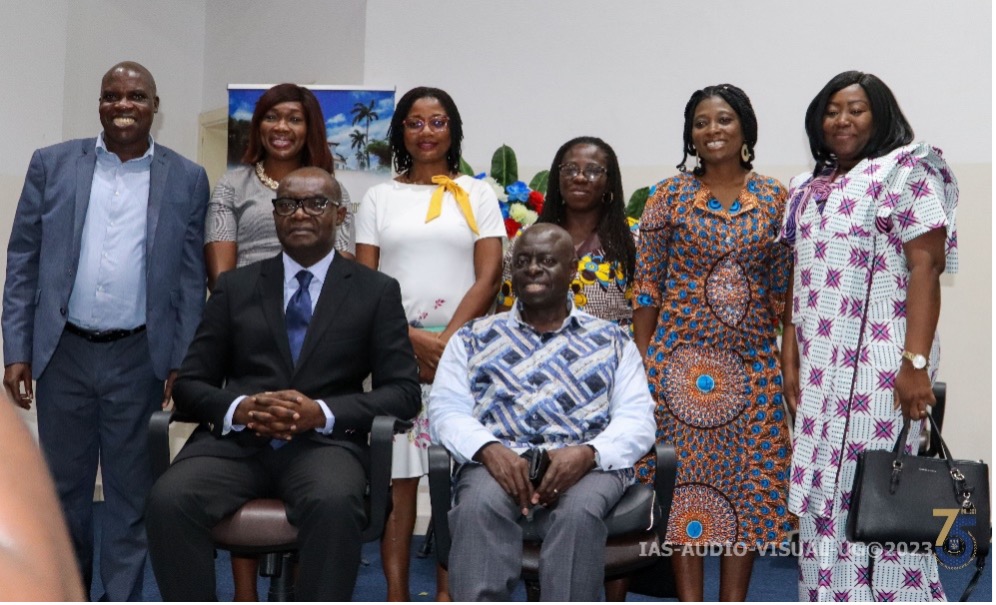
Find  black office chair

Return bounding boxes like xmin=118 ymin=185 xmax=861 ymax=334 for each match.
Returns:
xmin=148 ymin=410 xmax=410 ymax=601
xmin=428 ymin=443 xmax=677 ymax=601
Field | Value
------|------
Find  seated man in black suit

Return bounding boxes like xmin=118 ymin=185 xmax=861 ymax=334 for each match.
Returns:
xmin=146 ymin=167 xmax=420 ymax=601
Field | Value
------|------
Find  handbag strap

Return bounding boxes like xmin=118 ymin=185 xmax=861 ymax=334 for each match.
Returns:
xmin=889 ymin=414 xmax=976 ymax=509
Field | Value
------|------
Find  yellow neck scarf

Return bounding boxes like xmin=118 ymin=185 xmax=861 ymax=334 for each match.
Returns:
xmin=425 ymin=175 xmax=479 ymax=235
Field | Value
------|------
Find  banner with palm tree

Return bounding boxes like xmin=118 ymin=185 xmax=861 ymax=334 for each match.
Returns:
xmin=227 ymin=85 xmax=395 ymax=173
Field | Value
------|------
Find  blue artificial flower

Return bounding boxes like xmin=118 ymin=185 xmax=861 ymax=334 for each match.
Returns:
xmin=506 ymin=181 xmax=530 ymax=202
xmin=498 ymin=201 xmax=510 ymax=219
xmin=474 ymin=172 xmax=487 ymax=180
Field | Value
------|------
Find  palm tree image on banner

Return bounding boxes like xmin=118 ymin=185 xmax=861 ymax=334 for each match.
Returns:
xmin=227 ymin=85 xmax=396 ymax=173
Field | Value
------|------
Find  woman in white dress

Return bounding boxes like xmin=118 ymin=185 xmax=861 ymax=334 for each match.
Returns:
xmin=355 ymin=87 xmax=505 ymax=600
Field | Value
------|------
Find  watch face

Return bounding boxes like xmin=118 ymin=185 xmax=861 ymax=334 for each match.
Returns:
xmin=905 ymin=352 xmax=928 ymax=369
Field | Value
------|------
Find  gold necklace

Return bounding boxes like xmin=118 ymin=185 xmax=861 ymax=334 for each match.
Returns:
xmin=255 ymin=162 xmax=279 ymax=190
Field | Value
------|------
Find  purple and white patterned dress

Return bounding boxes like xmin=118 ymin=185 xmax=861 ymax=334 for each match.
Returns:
xmin=780 ymin=142 xmax=959 ymax=602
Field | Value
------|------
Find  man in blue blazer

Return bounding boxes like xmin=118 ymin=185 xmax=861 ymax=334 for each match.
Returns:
xmin=2 ymin=61 xmax=209 ymax=601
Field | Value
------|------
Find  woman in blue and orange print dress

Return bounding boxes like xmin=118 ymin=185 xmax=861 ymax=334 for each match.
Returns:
xmin=632 ymin=84 xmax=794 ymax=601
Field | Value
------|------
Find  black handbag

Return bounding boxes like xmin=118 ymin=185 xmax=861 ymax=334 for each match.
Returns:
xmin=847 ymin=413 xmax=990 ymax=601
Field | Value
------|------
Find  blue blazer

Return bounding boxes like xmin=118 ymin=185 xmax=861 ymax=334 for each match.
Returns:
xmin=2 ymin=138 xmax=209 ymax=380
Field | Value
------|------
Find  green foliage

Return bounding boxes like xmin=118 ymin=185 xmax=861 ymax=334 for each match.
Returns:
xmin=458 ymin=157 xmax=475 ymax=176
xmin=528 ymin=170 xmax=550 ymax=195
xmin=490 ymin=144 xmax=518 ymax=188
xmin=626 ymin=186 xmax=650 ymax=219
xmin=366 ymin=139 xmax=392 ymax=169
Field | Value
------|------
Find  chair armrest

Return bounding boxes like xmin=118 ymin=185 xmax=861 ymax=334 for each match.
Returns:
xmin=427 ymin=445 xmax=453 ymax=568
xmin=361 ymin=416 xmax=413 ymax=542
xmin=652 ymin=443 xmax=677 ymax=534
xmin=148 ymin=409 xmax=176 ymax=481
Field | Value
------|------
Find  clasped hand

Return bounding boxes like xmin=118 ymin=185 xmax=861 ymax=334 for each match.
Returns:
xmin=477 ymin=443 xmax=595 ymax=516
xmin=233 ymin=390 xmax=324 ymax=442
xmin=410 ymin=328 xmax=446 ymax=384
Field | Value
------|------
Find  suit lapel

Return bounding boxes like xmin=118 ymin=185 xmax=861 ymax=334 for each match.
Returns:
xmin=294 ymin=254 xmax=353 ymax=374
xmin=258 ymin=255 xmax=295 ymax=373
xmin=146 ymin=148 xmax=169 ymax=262
xmin=71 ymin=140 xmax=98 ymax=263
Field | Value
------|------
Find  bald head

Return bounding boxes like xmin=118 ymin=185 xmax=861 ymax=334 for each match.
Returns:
xmin=274 ymin=167 xmax=345 ymax=267
xmin=277 ymin=167 xmax=341 ymax=203
xmin=102 ymin=61 xmax=157 ymax=98
xmin=510 ymin=224 xmax=577 ymax=321
xmin=98 ymin=61 xmax=159 ymax=161
xmin=513 ymin=223 xmax=575 ymax=264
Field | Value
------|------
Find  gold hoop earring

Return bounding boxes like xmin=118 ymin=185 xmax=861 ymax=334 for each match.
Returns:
xmin=741 ymin=143 xmax=751 ymax=163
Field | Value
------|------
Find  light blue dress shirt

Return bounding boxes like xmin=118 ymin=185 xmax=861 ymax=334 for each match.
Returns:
xmin=223 ymin=248 xmax=337 ymax=436
xmin=67 ymin=133 xmax=153 ymax=330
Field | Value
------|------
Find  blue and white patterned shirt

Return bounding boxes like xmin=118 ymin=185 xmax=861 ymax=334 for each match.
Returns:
xmin=429 ymin=302 xmax=655 ymax=472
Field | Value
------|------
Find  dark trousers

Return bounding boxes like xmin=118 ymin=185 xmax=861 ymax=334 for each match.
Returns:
xmin=146 ymin=439 xmax=367 ymax=601
xmin=35 ymin=329 xmax=162 ymax=601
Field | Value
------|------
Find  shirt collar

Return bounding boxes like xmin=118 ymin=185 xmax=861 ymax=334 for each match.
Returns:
xmin=95 ymin=131 xmax=156 ymax=163
xmin=282 ymin=247 xmax=336 ymax=290
xmin=507 ymin=296 xmax=583 ymax=334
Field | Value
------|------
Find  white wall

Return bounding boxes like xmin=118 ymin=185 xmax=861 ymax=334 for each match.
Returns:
xmin=62 ymin=0 xmax=208 ymax=159
xmin=201 ymin=0 xmax=367 ymax=112
xmin=364 ymin=0 xmax=990 ymax=176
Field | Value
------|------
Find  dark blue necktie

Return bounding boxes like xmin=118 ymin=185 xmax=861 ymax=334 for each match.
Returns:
xmin=286 ymin=270 xmax=313 ymax=366
xmin=273 ymin=270 xmax=313 ymax=449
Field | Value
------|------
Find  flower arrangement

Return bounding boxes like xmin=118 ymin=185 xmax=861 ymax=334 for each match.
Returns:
xmin=461 ymin=145 xmax=548 ymax=238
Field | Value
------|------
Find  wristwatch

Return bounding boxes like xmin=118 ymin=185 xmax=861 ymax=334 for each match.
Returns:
xmin=902 ymin=350 xmax=928 ymax=370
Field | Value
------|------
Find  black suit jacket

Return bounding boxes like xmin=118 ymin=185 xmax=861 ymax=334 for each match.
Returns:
xmin=172 ymin=253 xmax=420 ymax=463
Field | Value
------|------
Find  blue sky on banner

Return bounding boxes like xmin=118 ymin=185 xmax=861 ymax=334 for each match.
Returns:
xmin=229 ymin=87 xmax=395 ymax=171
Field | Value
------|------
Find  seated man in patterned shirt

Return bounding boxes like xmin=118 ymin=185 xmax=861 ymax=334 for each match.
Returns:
xmin=428 ymin=223 xmax=656 ymax=601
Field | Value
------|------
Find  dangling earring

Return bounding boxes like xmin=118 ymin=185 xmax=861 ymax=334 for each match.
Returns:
xmin=741 ymin=143 xmax=751 ymax=163
xmin=604 ymin=191 xmax=614 ymax=205
xmin=694 ymin=154 xmax=701 ymax=171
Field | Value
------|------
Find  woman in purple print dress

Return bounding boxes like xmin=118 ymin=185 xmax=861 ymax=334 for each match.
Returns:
xmin=781 ymin=71 xmax=958 ymax=602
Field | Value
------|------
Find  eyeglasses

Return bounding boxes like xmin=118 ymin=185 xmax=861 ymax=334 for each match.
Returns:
xmin=402 ymin=117 xmax=450 ymax=132
xmin=559 ymin=163 xmax=607 ymax=181
xmin=272 ymin=196 xmax=338 ymax=216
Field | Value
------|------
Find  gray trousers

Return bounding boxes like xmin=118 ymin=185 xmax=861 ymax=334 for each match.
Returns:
xmin=448 ymin=464 xmax=626 ymax=601
xmin=35 ymin=329 xmax=162 ymax=601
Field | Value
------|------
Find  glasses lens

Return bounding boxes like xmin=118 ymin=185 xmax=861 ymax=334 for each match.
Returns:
xmin=560 ymin=163 xmax=580 ymax=179
xmin=273 ymin=198 xmax=296 ymax=215
xmin=582 ymin=166 xmax=607 ymax=180
xmin=403 ymin=118 xmax=425 ymax=131
xmin=302 ymin=197 xmax=330 ymax=215
xmin=428 ymin=117 xmax=449 ymax=131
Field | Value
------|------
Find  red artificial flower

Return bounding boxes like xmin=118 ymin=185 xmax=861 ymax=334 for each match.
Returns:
xmin=504 ymin=217 xmax=521 ymax=238
xmin=527 ymin=190 xmax=545 ymax=214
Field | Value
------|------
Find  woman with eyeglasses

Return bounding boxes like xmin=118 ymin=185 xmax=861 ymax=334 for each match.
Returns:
xmin=205 ymin=83 xmax=354 ymax=291
xmin=203 ymin=83 xmax=354 ymax=600
xmin=355 ymin=86 xmax=505 ymax=600
xmin=630 ymin=84 xmax=794 ymax=601
xmin=496 ymin=136 xmax=638 ymax=333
